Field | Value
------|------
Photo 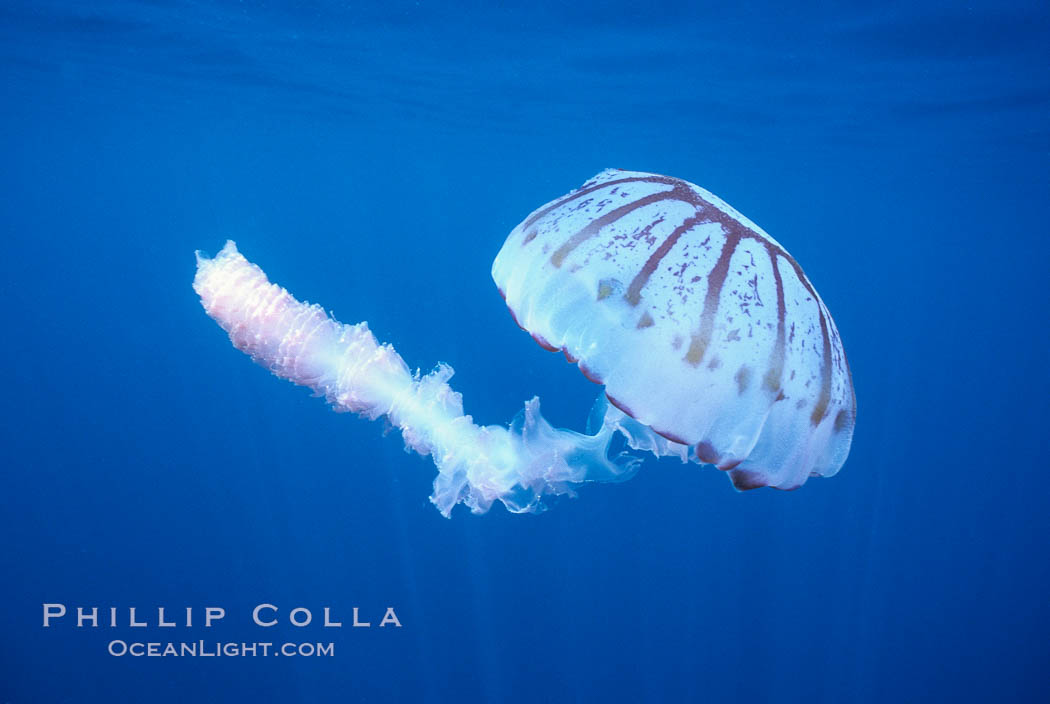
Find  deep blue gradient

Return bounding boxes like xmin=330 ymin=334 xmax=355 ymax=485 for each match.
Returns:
xmin=1 ymin=1 xmax=1048 ymax=701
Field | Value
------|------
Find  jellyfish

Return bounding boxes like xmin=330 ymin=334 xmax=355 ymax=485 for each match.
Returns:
xmin=194 ymin=169 xmax=855 ymax=517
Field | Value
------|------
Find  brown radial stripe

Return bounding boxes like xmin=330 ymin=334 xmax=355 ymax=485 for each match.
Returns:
xmin=684 ymin=230 xmax=741 ymax=365
xmin=823 ymin=300 xmax=857 ymax=423
xmin=779 ymin=260 xmax=836 ymax=426
xmin=843 ymin=337 xmax=857 ymax=421
xmin=550 ymin=189 xmax=680 ymax=268
xmin=735 ymin=366 xmax=752 ymax=394
xmin=520 ymin=175 xmax=679 ymax=234
xmin=624 ymin=211 xmax=703 ymax=305
xmin=810 ymin=302 xmax=833 ymax=425
xmin=763 ymin=245 xmax=787 ymax=394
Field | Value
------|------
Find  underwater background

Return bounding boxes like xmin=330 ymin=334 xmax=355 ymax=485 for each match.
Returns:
xmin=1 ymin=1 xmax=1048 ymax=701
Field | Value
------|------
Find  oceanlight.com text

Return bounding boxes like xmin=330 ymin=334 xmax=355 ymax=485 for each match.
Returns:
xmin=107 ymin=640 xmax=335 ymax=657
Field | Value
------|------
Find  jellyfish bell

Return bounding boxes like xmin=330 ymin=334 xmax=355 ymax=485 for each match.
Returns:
xmin=492 ymin=169 xmax=855 ymax=491
xmin=194 ymin=169 xmax=855 ymax=517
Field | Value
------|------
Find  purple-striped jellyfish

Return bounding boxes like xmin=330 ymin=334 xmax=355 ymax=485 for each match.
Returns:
xmin=194 ymin=169 xmax=855 ymax=517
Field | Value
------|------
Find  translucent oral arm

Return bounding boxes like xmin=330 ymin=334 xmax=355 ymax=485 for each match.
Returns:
xmin=193 ymin=241 xmax=637 ymax=517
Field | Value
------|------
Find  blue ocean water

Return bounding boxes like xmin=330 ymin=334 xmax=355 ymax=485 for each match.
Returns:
xmin=1 ymin=1 xmax=1047 ymax=701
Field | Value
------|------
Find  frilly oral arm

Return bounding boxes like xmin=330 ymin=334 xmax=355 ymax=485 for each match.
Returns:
xmin=193 ymin=241 xmax=637 ymax=517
